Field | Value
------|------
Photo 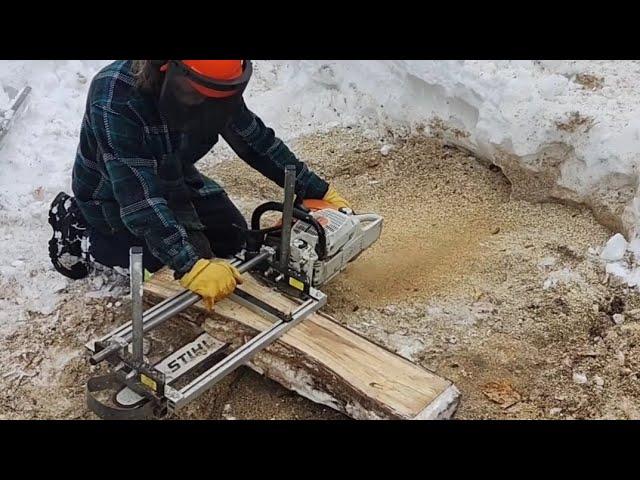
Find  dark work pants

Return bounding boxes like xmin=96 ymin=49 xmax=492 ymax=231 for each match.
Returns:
xmin=88 ymin=192 xmax=248 ymax=273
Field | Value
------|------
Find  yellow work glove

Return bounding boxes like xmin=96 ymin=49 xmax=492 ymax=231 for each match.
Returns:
xmin=179 ymin=259 xmax=243 ymax=310
xmin=322 ymin=185 xmax=352 ymax=210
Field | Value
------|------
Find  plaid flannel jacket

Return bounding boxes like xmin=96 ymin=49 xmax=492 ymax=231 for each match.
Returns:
xmin=72 ymin=60 xmax=329 ymax=275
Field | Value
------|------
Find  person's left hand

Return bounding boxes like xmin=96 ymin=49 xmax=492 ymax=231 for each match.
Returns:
xmin=322 ymin=185 xmax=352 ymax=210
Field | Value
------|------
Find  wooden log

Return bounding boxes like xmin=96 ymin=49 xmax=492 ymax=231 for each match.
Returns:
xmin=144 ymin=269 xmax=460 ymax=419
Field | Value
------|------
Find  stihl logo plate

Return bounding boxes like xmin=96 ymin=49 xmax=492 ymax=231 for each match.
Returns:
xmin=155 ymin=333 xmax=226 ymax=382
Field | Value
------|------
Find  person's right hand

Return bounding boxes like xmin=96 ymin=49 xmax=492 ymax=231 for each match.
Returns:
xmin=322 ymin=185 xmax=352 ymax=210
xmin=179 ymin=259 xmax=243 ymax=310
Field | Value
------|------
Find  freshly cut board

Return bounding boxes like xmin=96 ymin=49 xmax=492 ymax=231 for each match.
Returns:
xmin=144 ymin=269 xmax=460 ymax=419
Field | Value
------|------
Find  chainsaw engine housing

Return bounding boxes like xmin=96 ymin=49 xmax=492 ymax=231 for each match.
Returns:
xmin=288 ymin=208 xmax=383 ymax=287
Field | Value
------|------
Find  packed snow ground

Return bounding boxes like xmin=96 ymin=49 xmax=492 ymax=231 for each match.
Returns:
xmin=1 ymin=60 xmax=640 ymax=339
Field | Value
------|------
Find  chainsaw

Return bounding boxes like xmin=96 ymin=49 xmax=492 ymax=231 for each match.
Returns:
xmin=84 ymin=165 xmax=383 ymax=419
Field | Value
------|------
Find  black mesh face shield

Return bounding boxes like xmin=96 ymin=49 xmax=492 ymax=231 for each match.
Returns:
xmin=158 ymin=60 xmax=253 ymax=135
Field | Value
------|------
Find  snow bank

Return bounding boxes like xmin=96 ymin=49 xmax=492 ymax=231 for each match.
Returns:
xmin=3 ymin=60 xmax=640 ymax=330
xmin=0 ymin=60 xmax=106 ymax=334
xmin=248 ymin=61 xmax=640 ymax=236
xmin=246 ymin=60 xmax=640 ymax=289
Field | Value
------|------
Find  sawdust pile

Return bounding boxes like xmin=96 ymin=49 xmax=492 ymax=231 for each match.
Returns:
xmin=211 ymin=130 xmax=640 ymax=420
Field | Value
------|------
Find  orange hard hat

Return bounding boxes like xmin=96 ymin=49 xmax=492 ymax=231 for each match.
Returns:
xmin=185 ymin=60 xmax=243 ymax=98
xmin=159 ymin=60 xmax=250 ymax=98
xmin=182 ymin=60 xmax=244 ymax=80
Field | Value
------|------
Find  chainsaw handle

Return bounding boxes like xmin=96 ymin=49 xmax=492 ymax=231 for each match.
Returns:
xmin=354 ymin=213 xmax=383 ymax=226
xmin=251 ymin=201 xmax=327 ymax=261
xmin=354 ymin=213 xmax=384 ymax=254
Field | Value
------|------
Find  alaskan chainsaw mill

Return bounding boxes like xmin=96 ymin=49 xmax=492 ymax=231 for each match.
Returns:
xmin=85 ymin=166 xmax=383 ymax=419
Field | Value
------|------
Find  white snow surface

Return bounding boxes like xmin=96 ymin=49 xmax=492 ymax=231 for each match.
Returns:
xmin=3 ymin=60 xmax=640 ymax=334
xmin=600 ymin=233 xmax=628 ymax=262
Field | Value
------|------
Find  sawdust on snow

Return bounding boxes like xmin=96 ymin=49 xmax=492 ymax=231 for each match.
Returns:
xmin=3 ymin=127 xmax=640 ymax=419
xmin=209 ymin=129 xmax=640 ymax=420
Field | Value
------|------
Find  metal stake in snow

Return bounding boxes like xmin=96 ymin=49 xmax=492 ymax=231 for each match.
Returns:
xmin=0 ymin=85 xmax=31 ymax=145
